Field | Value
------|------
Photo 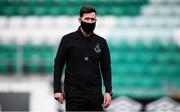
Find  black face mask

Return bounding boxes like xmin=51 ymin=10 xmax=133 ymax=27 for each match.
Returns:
xmin=81 ymin=20 xmax=96 ymax=33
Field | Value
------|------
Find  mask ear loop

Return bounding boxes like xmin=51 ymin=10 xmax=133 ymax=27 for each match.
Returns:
xmin=78 ymin=17 xmax=82 ymax=24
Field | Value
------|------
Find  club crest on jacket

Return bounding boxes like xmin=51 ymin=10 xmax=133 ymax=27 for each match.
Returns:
xmin=94 ymin=43 xmax=101 ymax=53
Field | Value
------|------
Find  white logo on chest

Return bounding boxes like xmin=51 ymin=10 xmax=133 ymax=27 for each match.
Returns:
xmin=94 ymin=43 xmax=101 ymax=53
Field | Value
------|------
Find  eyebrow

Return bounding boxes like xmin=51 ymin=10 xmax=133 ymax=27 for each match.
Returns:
xmin=84 ymin=17 xmax=96 ymax=20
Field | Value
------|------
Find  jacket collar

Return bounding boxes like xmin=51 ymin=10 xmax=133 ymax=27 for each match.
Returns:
xmin=76 ymin=26 xmax=95 ymax=39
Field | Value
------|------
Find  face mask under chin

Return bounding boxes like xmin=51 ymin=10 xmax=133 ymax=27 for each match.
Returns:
xmin=81 ymin=21 xmax=96 ymax=33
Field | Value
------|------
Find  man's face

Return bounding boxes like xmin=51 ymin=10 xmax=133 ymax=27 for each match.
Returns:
xmin=79 ymin=12 xmax=96 ymax=23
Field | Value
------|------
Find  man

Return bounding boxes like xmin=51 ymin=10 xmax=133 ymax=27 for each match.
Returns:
xmin=54 ymin=6 xmax=112 ymax=111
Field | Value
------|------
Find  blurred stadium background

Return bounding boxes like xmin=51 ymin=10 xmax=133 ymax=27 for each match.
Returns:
xmin=0 ymin=0 xmax=180 ymax=111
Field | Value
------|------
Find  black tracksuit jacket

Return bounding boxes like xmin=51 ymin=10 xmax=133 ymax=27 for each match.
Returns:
xmin=54 ymin=27 xmax=112 ymax=98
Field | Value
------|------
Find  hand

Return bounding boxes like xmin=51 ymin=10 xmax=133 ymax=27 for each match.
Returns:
xmin=54 ymin=92 xmax=64 ymax=104
xmin=103 ymin=92 xmax=111 ymax=108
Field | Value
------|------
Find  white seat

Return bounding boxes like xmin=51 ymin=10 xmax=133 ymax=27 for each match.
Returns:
xmin=142 ymin=4 xmax=180 ymax=16
xmin=9 ymin=16 xmax=25 ymax=28
xmin=149 ymin=0 xmax=180 ymax=4
xmin=0 ymin=16 xmax=7 ymax=28
xmin=39 ymin=16 xmax=54 ymax=28
xmin=25 ymin=16 xmax=40 ymax=28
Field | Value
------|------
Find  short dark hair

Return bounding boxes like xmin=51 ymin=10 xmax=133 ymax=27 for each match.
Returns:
xmin=79 ymin=6 xmax=96 ymax=17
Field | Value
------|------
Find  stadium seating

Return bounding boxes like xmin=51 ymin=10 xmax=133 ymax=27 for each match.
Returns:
xmin=0 ymin=0 xmax=180 ymax=99
xmin=0 ymin=43 xmax=17 ymax=73
xmin=109 ymin=39 xmax=180 ymax=97
xmin=21 ymin=42 xmax=55 ymax=74
xmin=0 ymin=0 xmax=148 ymax=16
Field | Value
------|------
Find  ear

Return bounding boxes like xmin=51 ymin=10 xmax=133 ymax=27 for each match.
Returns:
xmin=78 ymin=17 xmax=81 ymax=24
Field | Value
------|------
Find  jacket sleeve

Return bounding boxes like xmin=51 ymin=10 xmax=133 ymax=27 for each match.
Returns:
xmin=100 ymin=40 xmax=112 ymax=93
xmin=54 ymin=36 xmax=67 ymax=93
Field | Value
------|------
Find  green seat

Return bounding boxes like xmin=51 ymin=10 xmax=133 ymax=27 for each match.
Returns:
xmin=111 ymin=51 xmax=120 ymax=64
xmin=174 ymin=65 xmax=180 ymax=75
xmin=112 ymin=63 xmax=129 ymax=75
xmin=0 ymin=0 xmax=6 ymax=4
xmin=22 ymin=43 xmax=41 ymax=73
xmin=173 ymin=52 xmax=180 ymax=63
xmin=0 ymin=43 xmax=17 ymax=73
xmin=165 ymin=41 xmax=179 ymax=51
xmin=65 ymin=6 xmax=78 ymax=15
xmin=17 ymin=6 xmax=32 ymax=15
xmin=8 ymin=44 xmax=17 ymax=73
xmin=133 ymin=40 xmax=149 ymax=51
xmin=150 ymin=40 xmax=164 ymax=51
xmin=0 ymin=0 xmax=149 ymax=16
xmin=96 ymin=6 xmax=109 ymax=15
xmin=3 ymin=6 xmax=16 ymax=16
xmin=39 ymin=44 xmax=55 ymax=73
xmin=0 ymin=64 xmax=8 ymax=73
xmin=141 ymin=77 xmax=162 ymax=88
xmin=33 ymin=6 xmax=47 ymax=16
xmin=42 ymin=64 xmax=53 ymax=73
xmin=125 ymin=51 xmax=138 ymax=63
xmin=21 ymin=43 xmax=56 ymax=74
xmin=139 ymin=52 xmax=154 ymax=64
xmin=0 ymin=44 xmax=8 ymax=73
xmin=149 ymin=64 xmax=165 ymax=76
xmin=111 ymin=7 xmax=125 ymax=16
xmin=156 ymin=52 xmax=172 ymax=63
xmin=164 ymin=65 xmax=179 ymax=76
xmin=48 ymin=6 xmax=63 ymax=15
xmin=25 ymin=63 xmax=39 ymax=73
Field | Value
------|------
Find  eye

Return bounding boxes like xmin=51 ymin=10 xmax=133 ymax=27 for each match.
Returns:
xmin=84 ymin=18 xmax=97 ymax=22
xmin=84 ymin=18 xmax=90 ymax=21
xmin=90 ymin=18 xmax=96 ymax=21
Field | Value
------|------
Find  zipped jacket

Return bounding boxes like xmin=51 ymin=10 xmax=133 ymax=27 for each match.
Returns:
xmin=54 ymin=27 xmax=112 ymax=97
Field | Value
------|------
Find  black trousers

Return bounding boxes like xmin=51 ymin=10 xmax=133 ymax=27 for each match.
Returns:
xmin=65 ymin=95 xmax=104 ymax=111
